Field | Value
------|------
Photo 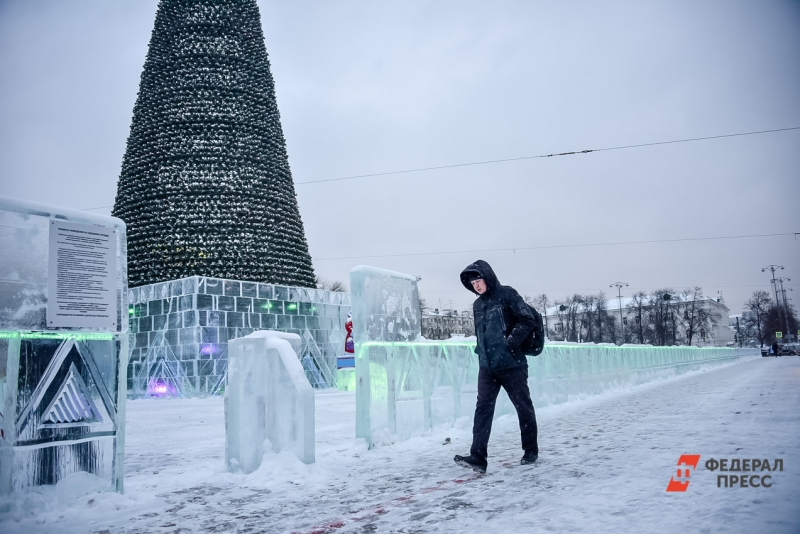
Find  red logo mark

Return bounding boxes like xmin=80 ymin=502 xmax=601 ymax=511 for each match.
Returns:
xmin=666 ymin=454 xmax=701 ymax=492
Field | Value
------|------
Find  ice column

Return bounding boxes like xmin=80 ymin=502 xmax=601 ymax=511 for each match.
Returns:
xmin=0 ymin=196 xmax=128 ymax=494
xmin=225 ymin=331 xmax=315 ymax=472
xmin=349 ymin=266 xmax=421 ymax=445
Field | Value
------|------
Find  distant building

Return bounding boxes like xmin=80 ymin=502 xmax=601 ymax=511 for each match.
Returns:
xmin=422 ymin=309 xmax=475 ymax=340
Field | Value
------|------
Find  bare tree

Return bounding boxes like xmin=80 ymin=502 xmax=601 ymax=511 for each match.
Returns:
xmin=764 ymin=301 xmax=798 ymax=343
xmin=606 ymin=314 xmax=618 ymax=344
xmin=553 ymin=299 xmax=568 ymax=341
xmin=315 ymin=275 xmax=347 ymax=292
xmin=595 ymin=293 xmax=609 ymax=343
xmin=626 ymin=291 xmax=647 ymax=344
xmin=678 ymin=287 xmax=718 ymax=346
xmin=531 ymin=293 xmax=550 ymax=338
xmin=646 ymin=288 xmax=674 ymax=346
xmin=565 ymin=294 xmax=582 ymax=342
xmin=419 ymin=296 xmax=429 ymax=313
xmin=743 ymin=290 xmax=772 ymax=347
xmin=581 ymin=294 xmax=597 ymax=342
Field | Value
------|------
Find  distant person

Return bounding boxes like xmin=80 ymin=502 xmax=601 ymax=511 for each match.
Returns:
xmin=454 ymin=260 xmax=539 ymax=474
xmin=772 ymin=340 xmax=781 ymax=357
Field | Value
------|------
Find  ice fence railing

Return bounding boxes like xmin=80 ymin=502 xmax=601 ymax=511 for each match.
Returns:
xmin=355 ymin=341 xmax=760 ymax=446
xmin=226 ymin=331 xmax=315 ymax=473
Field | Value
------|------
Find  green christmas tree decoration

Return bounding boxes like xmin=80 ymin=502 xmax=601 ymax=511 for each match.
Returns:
xmin=113 ymin=0 xmax=315 ymax=288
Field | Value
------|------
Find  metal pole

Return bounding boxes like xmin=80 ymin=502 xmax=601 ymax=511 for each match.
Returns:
xmin=762 ymin=265 xmax=782 ymax=304
xmin=777 ymin=277 xmax=791 ymax=340
xmin=618 ymin=287 xmax=624 ymax=341
xmin=610 ymin=282 xmax=628 ymax=345
xmin=762 ymin=265 xmax=784 ymax=339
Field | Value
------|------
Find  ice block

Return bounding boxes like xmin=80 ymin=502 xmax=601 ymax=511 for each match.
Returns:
xmin=0 ymin=196 xmax=128 ymax=494
xmin=225 ymin=330 xmax=315 ymax=472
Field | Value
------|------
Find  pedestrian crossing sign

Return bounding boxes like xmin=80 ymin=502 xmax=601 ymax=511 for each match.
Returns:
xmin=776 ymin=332 xmax=783 ymax=338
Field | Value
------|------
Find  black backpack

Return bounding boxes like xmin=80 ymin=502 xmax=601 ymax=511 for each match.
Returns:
xmin=520 ymin=304 xmax=545 ymax=356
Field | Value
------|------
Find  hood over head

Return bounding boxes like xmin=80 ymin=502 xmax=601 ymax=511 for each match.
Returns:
xmin=460 ymin=259 xmax=500 ymax=294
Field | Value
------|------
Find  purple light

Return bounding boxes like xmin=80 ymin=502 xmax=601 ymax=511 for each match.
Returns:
xmin=147 ymin=379 xmax=176 ymax=397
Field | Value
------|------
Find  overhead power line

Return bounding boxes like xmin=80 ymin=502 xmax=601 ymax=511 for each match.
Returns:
xmin=294 ymin=126 xmax=800 ymax=186
xmin=80 ymin=126 xmax=800 ymax=210
xmin=314 ymin=232 xmax=795 ymax=261
xmin=420 ymin=283 xmax=800 ymax=295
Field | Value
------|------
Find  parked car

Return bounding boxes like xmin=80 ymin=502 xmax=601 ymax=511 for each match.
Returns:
xmin=780 ymin=343 xmax=798 ymax=355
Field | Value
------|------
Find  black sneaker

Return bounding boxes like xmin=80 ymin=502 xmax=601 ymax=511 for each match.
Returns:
xmin=521 ymin=451 xmax=538 ymax=465
xmin=454 ymin=454 xmax=487 ymax=473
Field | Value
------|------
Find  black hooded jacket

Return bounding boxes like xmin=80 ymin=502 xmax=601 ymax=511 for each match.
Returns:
xmin=461 ymin=260 xmax=537 ymax=371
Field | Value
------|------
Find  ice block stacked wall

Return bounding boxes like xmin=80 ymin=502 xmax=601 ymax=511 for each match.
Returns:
xmin=0 ymin=196 xmax=128 ymax=494
xmin=357 ymin=341 xmax=759 ymax=446
xmin=226 ymin=331 xmax=315 ymax=473
xmin=127 ymin=277 xmax=351 ymax=396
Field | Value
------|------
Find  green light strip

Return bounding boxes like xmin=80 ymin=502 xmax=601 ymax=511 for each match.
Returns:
xmin=0 ymin=331 xmax=115 ymax=341
xmin=360 ymin=341 xmax=733 ymax=351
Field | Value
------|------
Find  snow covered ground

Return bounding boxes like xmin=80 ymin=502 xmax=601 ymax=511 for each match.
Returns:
xmin=2 ymin=354 xmax=799 ymax=533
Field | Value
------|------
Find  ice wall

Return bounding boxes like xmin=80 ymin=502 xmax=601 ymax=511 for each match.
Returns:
xmin=0 ymin=196 xmax=128 ymax=494
xmin=127 ymin=277 xmax=350 ymax=397
xmin=355 ymin=341 xmax=759 ymax=447
xmin=225 ymin=331 xmax=315 ymax=472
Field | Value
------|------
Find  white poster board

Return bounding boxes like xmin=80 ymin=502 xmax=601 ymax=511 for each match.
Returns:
xmin=47 ymin=220 xmax=118 ymax=329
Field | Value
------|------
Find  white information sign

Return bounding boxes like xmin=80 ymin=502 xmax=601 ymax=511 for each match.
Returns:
xmin=47 ymin=220 xmax=118 ymax=329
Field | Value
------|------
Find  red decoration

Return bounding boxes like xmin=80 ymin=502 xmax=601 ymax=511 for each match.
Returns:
xmin=345 ymin=315 xmax=354 ymax=354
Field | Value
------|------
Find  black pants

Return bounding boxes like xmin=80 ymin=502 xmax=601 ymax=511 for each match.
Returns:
xmin=470 ymin=365 xmax=538 ymax=461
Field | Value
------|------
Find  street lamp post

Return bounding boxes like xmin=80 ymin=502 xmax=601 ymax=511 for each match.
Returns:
xmin=610 ymin=282 xmax=628 ymax=345
xmin=775 ymin=277 xmax=792 ymax=341
xmin=762 ymin=265 xmax=785 ymax=333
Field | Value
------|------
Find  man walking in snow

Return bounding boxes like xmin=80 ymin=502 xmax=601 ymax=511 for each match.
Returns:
xmin=454 ymin=260 xmax=539 ymax=473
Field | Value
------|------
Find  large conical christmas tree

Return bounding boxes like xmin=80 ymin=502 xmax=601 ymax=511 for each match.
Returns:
xmin=113 ymin=0 xmax=315 ymax=288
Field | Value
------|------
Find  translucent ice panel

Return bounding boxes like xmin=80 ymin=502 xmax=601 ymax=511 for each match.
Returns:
xmin=0 ymin=196 xmax=127 ymax=495
xmin=0 ymin=196 xmax=128 ymax=333
xmin=355 ymin=341 xmax=759 ymax=447
xmin=349 ymin=266 xmax=420 ymax=344
xmin=226 ymin=331 xmax=315 ymax=472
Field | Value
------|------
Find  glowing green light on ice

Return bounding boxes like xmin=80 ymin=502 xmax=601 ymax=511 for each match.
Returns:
xmin=359 ymin=341 xmax=732 ymax=351
xmin=0 ymin=331 xmax=115 ymax=341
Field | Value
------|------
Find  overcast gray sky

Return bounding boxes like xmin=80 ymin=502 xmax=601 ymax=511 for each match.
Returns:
xmin=1 ymin=0 xmax=798 ymax=315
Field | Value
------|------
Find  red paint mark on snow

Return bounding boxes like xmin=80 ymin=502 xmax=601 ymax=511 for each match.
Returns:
xmin=295 ymin=470 xmax=489 ymax=533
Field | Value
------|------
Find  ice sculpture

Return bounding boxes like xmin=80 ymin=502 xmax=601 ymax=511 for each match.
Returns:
xmin=350 ymin=266 xmax=422 ymax=442
xmin=357 ymin=342 xmax=759 ymax=446
xmin=0 ymin=196 xmax=128 ymax=493
xmin=127 ymin=277 xmax=350 ymax=397
xmin=225 ymin=331 xmax=315 ymax=472
xmin=349 ymin=266 xmax=420 ymax=344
